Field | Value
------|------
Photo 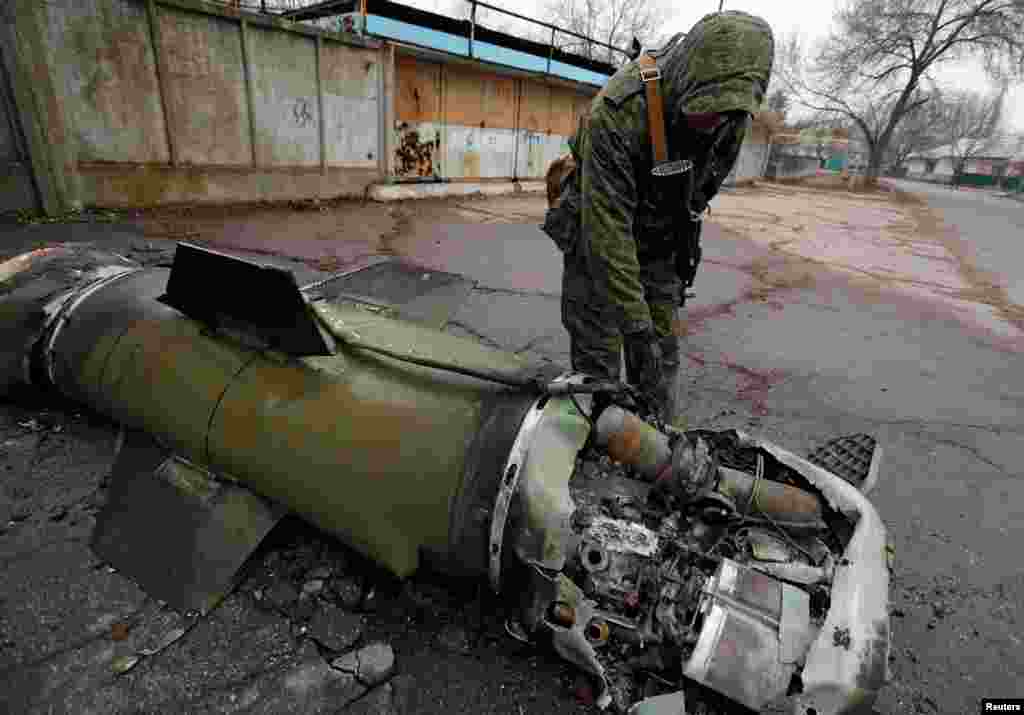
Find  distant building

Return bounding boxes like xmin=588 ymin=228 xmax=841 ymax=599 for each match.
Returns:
xmin=906 ymin=137 xmax=1024 ymax=189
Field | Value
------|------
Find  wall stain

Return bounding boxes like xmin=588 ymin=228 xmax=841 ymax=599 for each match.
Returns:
xmin=68 ymin=14 xmax=166 ymax=162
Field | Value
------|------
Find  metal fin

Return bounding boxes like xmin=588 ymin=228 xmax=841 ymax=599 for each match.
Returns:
xmin=159 ymin=242 xmax=336 ymax=356
xmin=91 ymin=429 xmax=286 ymax=613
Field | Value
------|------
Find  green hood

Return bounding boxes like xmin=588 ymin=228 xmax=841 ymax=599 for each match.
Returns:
xmin=657 ymin=11 xmax=774 ymax=122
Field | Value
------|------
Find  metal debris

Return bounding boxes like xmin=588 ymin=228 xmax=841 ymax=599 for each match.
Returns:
xmin=308 ymin=605 xmax=365 ymax=652
xmin=331 ymin=642 xmax=396 ymax=687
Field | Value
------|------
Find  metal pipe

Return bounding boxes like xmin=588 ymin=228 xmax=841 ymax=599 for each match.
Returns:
xmin=547 ymin=27 xmax=555 ymax=75
xmin=594 ymin=407 xmax=825 ymax=527
xmin=716 ymin=466 xmax=823 ymax=525
xmin=593 ymin=406 xmax=672 ymax=480
xmin=748 ymin=560 xmax=833 ymax=586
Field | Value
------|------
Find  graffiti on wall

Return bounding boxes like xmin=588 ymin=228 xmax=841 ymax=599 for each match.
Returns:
xmin=292 ymin=98 xmax=315 ymax=127
xmin=395 ymin=124 xmax=440 ymax=177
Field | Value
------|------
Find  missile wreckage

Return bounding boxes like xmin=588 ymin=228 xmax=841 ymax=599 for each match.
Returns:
xmin=0 ymin=243 xmax=893 ymax=715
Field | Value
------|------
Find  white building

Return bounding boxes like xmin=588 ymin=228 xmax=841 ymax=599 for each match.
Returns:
xmin=906 ymin=137 xmax=1024 ymax=183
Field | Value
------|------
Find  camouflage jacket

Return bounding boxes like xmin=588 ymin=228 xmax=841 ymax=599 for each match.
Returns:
xmin=550 ymin=11 xmax=773 ymax=333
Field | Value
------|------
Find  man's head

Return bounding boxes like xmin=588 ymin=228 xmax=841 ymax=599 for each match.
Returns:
xmin=658 ymin=11 xmax=774 ymax=141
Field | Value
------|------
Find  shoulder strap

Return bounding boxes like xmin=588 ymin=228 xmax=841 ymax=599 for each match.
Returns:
xmin=638 ymin=53 xmax=668 ymax=165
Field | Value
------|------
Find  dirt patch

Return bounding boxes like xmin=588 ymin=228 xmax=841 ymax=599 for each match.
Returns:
xmin=124 ymin=199 xmax=400 ymax=271
xmin=707 ymin=182 xmax=1022 ymax=345
xmin=766 ymin=173 xmax=904 ymax=195
xmin=118 ymin=193 xmax=552 ymax=275
xmin=904 ymin=199 xmax=1024 ymax=336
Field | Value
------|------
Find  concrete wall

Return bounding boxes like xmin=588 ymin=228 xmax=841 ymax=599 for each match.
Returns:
xmin=2 ymin=0 xmax=384 ymax=209
xmin=766 ymin=148 xmax=820 ymax=180
xmin=391 ymin=52 xmax=592 ymax=181
xmin=724 ymin=140 xmax=769 ymax=185
xmin=724 ymin=122 xmax=771 ymax=186
xmin=3 ymin=0 xmax=775 ymax=209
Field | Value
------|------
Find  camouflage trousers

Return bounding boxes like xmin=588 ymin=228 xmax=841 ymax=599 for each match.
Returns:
xmin=561 ymin=244 xmax=683 ymax=420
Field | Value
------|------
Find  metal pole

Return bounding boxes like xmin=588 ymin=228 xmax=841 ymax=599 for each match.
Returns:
xmin=547 ymin=27 xmax=554 ymax=75
xmin=468 ymin=0 xmax=476 ymax=59
xmin=470 ymin=0 xmax=623 ymax=59
xmin=718 ymin=0 xmax=724 ymax=11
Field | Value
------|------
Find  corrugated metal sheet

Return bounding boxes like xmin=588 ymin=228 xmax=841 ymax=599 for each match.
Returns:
xmin=443 ymin=65 xmax=517 ymax=130
xmin=395 ymin=55 xmax=442 ymax=122
xmin=515 ymin=131 xmax=567 ymax=179
xmin=393 ymin=54 xmax=591 ymax=180
xmin=446 ymin=126 xmax=517 ymax=178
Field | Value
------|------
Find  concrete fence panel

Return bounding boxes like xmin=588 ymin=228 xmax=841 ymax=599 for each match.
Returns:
xmin=2 ymin=0 xmax=386 ymax=210
xmin=320 ymin=41 xmax=380 ymax=167
xmin=158 ymin=6 xmax=252 ymax=166
xmin=725 ymin=139 xmax=770 ymax=186
xmin=247 ymin=25 xmax=320 ymax=166
xmin=46 ymin=0 xmax=169 ymax=164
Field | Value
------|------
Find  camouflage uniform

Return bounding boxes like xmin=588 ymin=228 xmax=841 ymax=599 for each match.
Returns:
xmin=543 ymin=11 xmax=774 ymax=420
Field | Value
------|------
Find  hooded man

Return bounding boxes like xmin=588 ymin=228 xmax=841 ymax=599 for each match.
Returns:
xmin=543 ymin=11 xmax=774 ymax=421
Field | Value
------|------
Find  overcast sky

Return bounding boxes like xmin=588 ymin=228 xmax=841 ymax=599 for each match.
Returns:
xmin=404 ymin=0 xmax=1024 ymax=132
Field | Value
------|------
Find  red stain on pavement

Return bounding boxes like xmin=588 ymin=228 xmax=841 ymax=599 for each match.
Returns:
xmin=685 ymin=351 xmax=787 ymax=416
xmin=722 ymin=355 xmax=788 ymax=416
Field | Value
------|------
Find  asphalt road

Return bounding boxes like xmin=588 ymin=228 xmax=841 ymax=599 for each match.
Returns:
xmin=2 ymin=186 xmax=1022 ymax=714
xmin=888 ymin=180 xmax=1024 ymax=306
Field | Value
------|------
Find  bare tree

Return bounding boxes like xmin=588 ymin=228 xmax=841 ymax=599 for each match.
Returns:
xmin=884 ymin=85 xmax=946 ymax=167
xmin=937 ymin=84 xmax=1007 ymax=182
xmin=765 ymin=89 xmax=789 ymax=117
xmin=764 ymin=32 xmax=805 ymax=119
xmin=542 ymin=0 xmax=670 ymax=66
xmin=782 ymin=0 xmax=1024 ymax=183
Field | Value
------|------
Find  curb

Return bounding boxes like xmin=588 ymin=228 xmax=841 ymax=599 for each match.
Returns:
xmin=368 ymin=181 xmax=546 ymax=202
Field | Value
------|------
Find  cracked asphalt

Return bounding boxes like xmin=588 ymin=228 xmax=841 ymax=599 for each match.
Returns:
xmin=2 ymin=181 xmax=1023 ymax=714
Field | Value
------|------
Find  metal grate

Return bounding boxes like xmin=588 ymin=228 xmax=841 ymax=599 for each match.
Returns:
xmin=806 ymin=433 xmax=880 ymax=492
